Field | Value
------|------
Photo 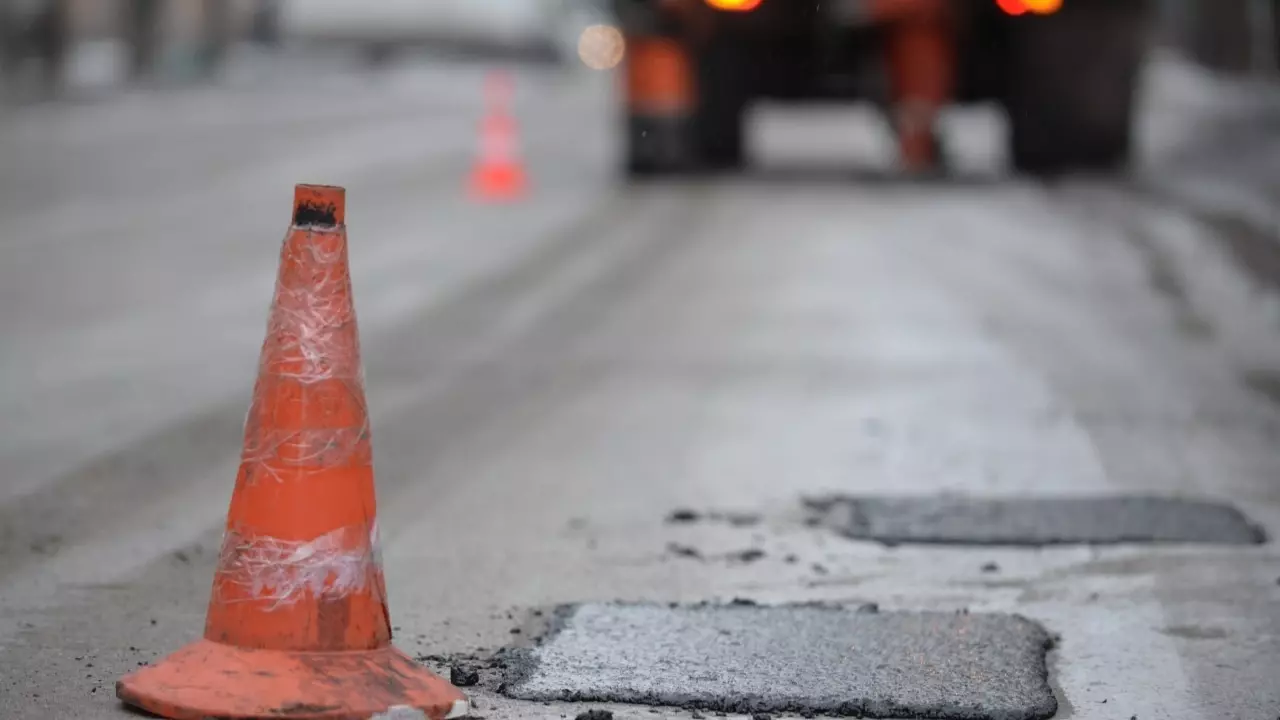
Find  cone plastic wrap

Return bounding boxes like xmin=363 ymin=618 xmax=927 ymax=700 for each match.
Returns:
xmin=214 ymin=523 xmax=381 ymax=611
xmin=206 ymin=185 xmax=389 ymax=645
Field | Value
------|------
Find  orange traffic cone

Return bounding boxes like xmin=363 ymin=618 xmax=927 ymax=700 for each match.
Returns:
xmin=469 ymin=71 xmax=528 ymax=201
xmin=116 ymin=185 xmax=470 ymax=720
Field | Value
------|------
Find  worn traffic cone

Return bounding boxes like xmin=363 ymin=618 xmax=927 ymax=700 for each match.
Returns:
xmin=469 ymin=71 xmax=528 ymax=201
xmin=116 ymin=185 xmax=470 ymax=720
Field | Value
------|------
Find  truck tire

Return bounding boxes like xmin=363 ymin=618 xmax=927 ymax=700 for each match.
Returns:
xmin=1005 ymin=0 xmax=1149 ymax=176
xmin=692 ymin=36 xmax=750 ymax=171
xmin=622 ymin=34 xmax=699 ymax=179
xmin=622 ymin=35 xmax=750 ymax=177
xmin=624 ymin=113 xmax=697 ymax=177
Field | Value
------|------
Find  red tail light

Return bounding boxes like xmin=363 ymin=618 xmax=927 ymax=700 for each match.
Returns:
xmin=997 ymin=0 xmax=1062 ymax=15
xmin=705 ymin=0 xmax=763 ymax=11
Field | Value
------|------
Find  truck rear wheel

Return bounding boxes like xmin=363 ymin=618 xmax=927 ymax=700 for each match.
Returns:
xmin=692 ymin=36 xmax=750 ymax=171
xmin=622 ymin=34 xmax=698 ymax=178
xmin=624 ymin=113 xmax=698 ymax=177
xmin=1005 ymin=0 xmax=1148 ymax=176
xmin=623 ymin=34 xmax=750 ymax=177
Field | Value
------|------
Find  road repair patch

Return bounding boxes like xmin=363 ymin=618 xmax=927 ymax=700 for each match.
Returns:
xmin=500 ymin=602 xmax=1058 ymax=720
xmin=803 ymin=494 xmax=1267 ymax=546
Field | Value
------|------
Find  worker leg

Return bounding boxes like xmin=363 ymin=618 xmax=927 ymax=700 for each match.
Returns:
xmin=877 ymin=0 xmax=955 ymax=173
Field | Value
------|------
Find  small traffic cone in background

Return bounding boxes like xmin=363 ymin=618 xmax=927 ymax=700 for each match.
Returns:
xmin=116 ymin=185 xmax=470 ymax=720
xmin=469 ymin=71 xmax=528 ymax=201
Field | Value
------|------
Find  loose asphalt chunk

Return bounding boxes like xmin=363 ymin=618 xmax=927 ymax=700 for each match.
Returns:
xmin=804 ymin=494 xmax=1267 ymax=546
xmin=450 ymin=664 xmax=480 ymax=687
xmin=501 ymin=602 xmax=1058 ymax=720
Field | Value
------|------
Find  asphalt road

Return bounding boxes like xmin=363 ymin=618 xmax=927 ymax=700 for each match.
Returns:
xmin=1 ymin=53 xmax=1279 ymax=719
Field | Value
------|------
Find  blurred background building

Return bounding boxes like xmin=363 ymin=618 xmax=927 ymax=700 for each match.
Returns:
xmin=0 ymin=0 xmax=610 ymax=101
xmin=1 ymin=0 xmax=271 ymax=96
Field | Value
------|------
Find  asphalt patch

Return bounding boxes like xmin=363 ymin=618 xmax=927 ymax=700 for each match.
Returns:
xmin=804 ymin=494 xmax=1267 ymax=546
xmin=501 ymin=602 xmax=1057 ymax=720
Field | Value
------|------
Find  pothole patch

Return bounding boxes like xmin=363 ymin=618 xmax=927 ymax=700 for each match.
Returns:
xmin=803 ymin=494 xmax=1267 ymax=546
xmin=500 ymin=602 xmax=1058 ymax=720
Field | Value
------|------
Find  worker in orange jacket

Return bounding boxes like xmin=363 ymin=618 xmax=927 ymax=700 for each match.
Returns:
xmin=873 ymin=0 xmax=955 ymax=174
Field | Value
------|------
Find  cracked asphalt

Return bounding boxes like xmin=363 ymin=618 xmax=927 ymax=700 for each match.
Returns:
xmin=0 ymin=50 xmax=1279 ymax=719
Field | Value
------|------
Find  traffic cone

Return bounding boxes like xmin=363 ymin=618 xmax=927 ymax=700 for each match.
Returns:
xmin=469 ymin=71 xmax=528 ymax=201
xmin=116 ymin=185 xmax=470 ymax=720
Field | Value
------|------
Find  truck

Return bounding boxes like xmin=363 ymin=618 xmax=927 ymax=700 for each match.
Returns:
xmin=613 ymin=0 xmax=1153 ymax=177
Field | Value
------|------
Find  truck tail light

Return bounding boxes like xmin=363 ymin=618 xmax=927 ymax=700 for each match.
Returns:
xmin=997 ymin=0 xmax=1063 ymax=15
xmin=705 ymin=0 xmax=763 ymax=11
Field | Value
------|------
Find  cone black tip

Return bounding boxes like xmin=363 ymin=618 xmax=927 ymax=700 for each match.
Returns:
xmin=292 ymin=184 xmax=346 ymax=227
xmin=293 ymin=201 xmax=339 ymax=227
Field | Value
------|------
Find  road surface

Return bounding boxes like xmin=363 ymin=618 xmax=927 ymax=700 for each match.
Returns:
xmin=0 ymin=52 xmax=1278 ymax=719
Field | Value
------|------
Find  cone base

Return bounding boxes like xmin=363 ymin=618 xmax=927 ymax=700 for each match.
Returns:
xmin=469 ymin=164 xmax=527 ymax=201
xmin=116 ymin=639 xmax=470 ymax=720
